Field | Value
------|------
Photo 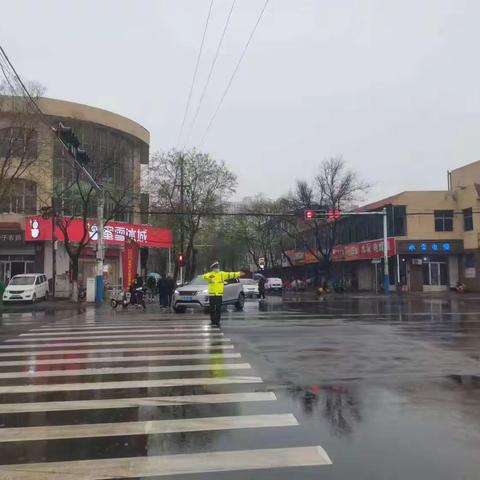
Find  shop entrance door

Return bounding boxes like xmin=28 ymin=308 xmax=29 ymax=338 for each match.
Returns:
xmin=429 ymin=262 xmax=447 ymax=286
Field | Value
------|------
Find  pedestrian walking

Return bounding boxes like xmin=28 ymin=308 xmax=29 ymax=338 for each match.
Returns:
xmin=165 ymin=274 xmax=175 ymax=311
xmin=158 ymin=274 xmax=176 ymax=311
xmin=203 ymin=262 xmax=244 ymax=327
xmin=258 ymin=275 xmax=266 ymax=300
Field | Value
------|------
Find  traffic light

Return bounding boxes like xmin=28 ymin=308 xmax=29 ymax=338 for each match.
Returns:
xmin=304 ymin=210 xmax=316 ymax=220
xmin=177 ymin=253 xmax=185 ymax=266
xmin=57 ymin=122 xmax=80 ymax=152
xmin=327 ymin=208 xmax=341 ymax=223
xmin=76 ymin=147 xmax=91 ymax=165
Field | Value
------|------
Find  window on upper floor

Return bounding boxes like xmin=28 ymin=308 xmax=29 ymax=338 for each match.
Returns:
xmin=0 ymin=127 xmax=38 ymax=159
xmin=434 ymin=210 xmax=453 ymax=232
xmin=0 ymin=179 xmax=37 ymax=214
xmin=463 ymin=208 xmax=473 ymax=231
xmin=392 ymin=206 xmax=407 ymax=236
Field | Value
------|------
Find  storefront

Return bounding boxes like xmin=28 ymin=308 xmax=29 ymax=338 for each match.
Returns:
xmin=0 ymin=222 xmax=44 ymax=283
xmin=24 ymin=216 xmax=173 ymax=296
xmin=396 ymin=240 xmax=463 ymax=292
xmin=332 ymin=238 xmax=396 ymax=291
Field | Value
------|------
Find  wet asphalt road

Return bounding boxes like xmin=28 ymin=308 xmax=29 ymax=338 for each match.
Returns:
xmin=0 ymin=293 xmax=479 ymax=479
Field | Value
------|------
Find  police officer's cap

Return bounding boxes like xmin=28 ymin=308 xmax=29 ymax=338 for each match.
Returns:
xmin=210 ymin=261 xmax=220 ymax=269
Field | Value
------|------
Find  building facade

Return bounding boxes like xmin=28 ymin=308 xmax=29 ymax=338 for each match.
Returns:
xmin=282 ymin=161 xmax=480 ymax=292
xmin=0 ymin=96 xmax=165 ymax=294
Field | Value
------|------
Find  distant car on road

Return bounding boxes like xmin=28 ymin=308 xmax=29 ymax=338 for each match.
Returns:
xmin=2 ymin=274 xmax=49 ymax=304
xmin=172 ymin=275 xmax=245 ymax=313
xmin=240 ymin=278 xmax=260 ymax=298
xmin=265 ymin=277 xmax=283 ymax=292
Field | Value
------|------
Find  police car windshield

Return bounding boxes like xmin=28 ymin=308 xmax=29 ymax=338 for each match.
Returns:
xmin=190 ymin=276 xmax=208 ymax=285
xmin=10 ymin=276 xmax=35 ymax=285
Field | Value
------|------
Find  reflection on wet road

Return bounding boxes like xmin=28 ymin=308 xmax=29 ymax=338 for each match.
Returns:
xmin=1 ymin=294 xmax=480 ymax=479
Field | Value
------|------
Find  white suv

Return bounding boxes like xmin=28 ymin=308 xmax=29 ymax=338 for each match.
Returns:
xmin=173 ymin=275 xmax=245 ymax=313
xmin=3 ymin=274 xmax=49 ymax=303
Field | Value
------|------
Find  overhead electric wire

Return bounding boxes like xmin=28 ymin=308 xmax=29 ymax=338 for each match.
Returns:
xmin=184 ymin=0 xmax=237 ymax=147
xmin=0 ymin=43 xmax=100 ymax=188
xmin=0 ymin=45 xmax=50 ymax=124
xmin=199 ymin=0 xmax=270 ymax=148
xmin=176 ymin=0 xmax=215 ymax=147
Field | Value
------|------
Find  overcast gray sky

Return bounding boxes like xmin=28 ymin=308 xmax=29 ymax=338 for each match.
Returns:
xmin=3 ymin=0 xmax=480 ymax=202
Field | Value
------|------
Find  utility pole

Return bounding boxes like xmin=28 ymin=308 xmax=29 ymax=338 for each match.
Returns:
xmin=179 ymin=152 xmax=185 ymax=285
xmin=95 ymin=190 xmax=105 ymax=304
xmin=382 ymin=208 xmax=390 ymax=296
xmin=51 ymin=197 xmax=56 ymax=298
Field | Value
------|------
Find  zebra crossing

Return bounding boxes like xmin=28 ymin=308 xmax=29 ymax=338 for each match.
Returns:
xmin=0 ymin=313 xmax=331 ymax=479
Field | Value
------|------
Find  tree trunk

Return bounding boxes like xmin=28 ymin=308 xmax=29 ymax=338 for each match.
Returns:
xmin=71 ymin=255 xmax=80 ymax=302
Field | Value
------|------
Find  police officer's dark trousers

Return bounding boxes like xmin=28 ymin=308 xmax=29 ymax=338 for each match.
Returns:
xmin=209 ymin=296 xmax=222 ymax=326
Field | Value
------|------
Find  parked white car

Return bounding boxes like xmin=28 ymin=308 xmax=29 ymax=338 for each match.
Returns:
xmin=240 ymin=278 xmax=260 ymax=298
xmin=3 ymin=274 xmax=49 ymax=303
xmin=265 ymin=277 xmax=283 ymax=292
xmin=172 ymin=275 xmax=245 ymax=313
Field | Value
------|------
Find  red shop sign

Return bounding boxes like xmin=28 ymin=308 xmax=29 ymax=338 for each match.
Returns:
xmin=24 ymin=216 xmax=172 ymax=249
xmin=332 ymin=237 xmax=396 ymax=262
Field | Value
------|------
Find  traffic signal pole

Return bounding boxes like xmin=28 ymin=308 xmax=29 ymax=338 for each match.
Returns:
xmin=304 ymin=208 xmax=391 ymax=296
xmin=95 ymin=191 xmax=105 ymax=304
xmin=179 ymin=153 xmax=185 ymax=285
xmin=382 ymin=208 xmax=390 ymax=296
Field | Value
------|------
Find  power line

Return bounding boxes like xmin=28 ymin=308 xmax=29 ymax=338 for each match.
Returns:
xmin=184 ymin=0 xmax=237 ymax=147
xmin=176 ymin=0 xmax=215 ymax=147
xmin=0 ymin=43 xmax=100 ymax=189
xmin=199 ymin=0 xmax=270 ymax=148
xmin=0 ymin=46 xmax=50 ymax=123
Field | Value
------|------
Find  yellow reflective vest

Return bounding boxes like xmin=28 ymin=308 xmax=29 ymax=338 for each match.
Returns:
xmin=202 ymin=271 xmax=241 ymax=296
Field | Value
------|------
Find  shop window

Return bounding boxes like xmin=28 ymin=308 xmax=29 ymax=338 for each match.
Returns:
xmin=465 ymin=254 xmax=475 ymax=268
xmin=434 ymin=210 xmax=453 ymax=232
xmin=463 ymin=208 xmax=473 ymax=231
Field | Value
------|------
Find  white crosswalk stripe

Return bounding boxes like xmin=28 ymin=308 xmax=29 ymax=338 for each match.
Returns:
xmin=0 ymin=315 xmax=332 ymax=478
xmin=0 ymin=392 xmax=277 ymax=414
xmin=0 ymin=352 xmax=242 ymax=367
xmin=8 ymin=332 xmax=224 ymax=342
xmin=0 ymin=362 xmax=251 ymax=379
xmin=0 ymin=344 xmax=235 ymax=358
xmin=0 ymin=337 xmax=231 ymax=349
xmin=0 ymin=446 xmax=332 ymax=479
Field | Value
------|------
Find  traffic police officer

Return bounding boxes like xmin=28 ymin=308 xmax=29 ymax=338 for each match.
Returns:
xmin=203 ymin=262 xmax=243 ymax=327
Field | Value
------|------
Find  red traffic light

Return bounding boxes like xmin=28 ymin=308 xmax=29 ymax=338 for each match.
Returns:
xmin=327 ymin=208 xmax=341 ymax=222
xmin=304 ymin=210 xmax=316 ymax=220
xmin=177 ymin=253 xmax=185 ymax=266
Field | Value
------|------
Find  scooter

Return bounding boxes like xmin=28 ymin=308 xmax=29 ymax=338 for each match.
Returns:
xmin=111 ymin=287 xmax=146 ymax=309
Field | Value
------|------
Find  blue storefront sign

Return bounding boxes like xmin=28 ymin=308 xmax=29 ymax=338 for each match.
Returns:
xmin=398 ymin=240 xmax=463 ymax=255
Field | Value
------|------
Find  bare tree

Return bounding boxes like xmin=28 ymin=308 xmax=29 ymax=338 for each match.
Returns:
xmin=148 ymin=149 xmax=237 ymax=281
xmin=0 ymin=81 xmax=47 ymax=211
xmin=231 ymin=196 xmax=282 ymax=271
xmin=280 ymin=157 xmax=369 ymax=277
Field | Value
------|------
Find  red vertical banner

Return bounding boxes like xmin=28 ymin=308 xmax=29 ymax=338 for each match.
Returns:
xmin=122 ymin=238 xmax=139 ymax=289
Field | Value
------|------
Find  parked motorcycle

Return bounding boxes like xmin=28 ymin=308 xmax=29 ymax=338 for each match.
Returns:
xmin=111 ymin=287 xmax=146 ymax=309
